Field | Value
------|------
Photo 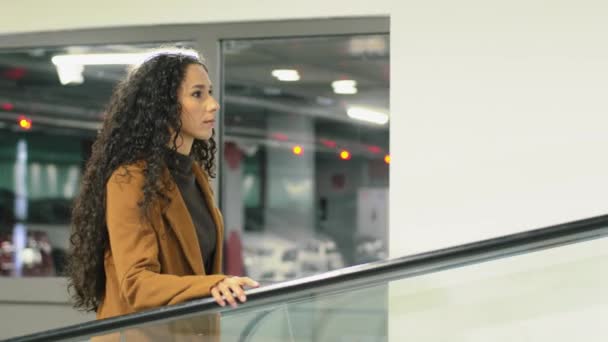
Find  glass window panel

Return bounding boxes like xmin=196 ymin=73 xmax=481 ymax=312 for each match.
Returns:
xmin=220 ymin=34 xmax=390 ymax=284
xmin=0 ymin=42 xmax=193 ymax=277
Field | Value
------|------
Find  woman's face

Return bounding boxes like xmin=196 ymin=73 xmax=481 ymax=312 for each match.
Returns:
xmin=177 ymin=64 xmax=220 ymax=143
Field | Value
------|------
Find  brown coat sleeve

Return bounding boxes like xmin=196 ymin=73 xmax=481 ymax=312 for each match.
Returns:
xmin=106 ymin=165 xmax=227 ymax=312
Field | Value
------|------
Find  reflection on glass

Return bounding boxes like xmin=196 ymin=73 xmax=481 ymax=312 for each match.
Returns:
xmin=0 ymin=42 xmax=193 ymax=277
xmin=221 ymin=35 xmax=390 ymax=284
xmin=85 ymin=228 xmax=608 ymax=342
xmin=93 ymin=313 xmax=223 ymax=341
xmin=90 ymin=284 xmax=387 ymax=342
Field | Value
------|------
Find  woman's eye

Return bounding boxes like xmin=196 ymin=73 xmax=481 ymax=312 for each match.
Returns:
xmin=192 ymin=91 xmax=202 ymax=98
xmin=208 ymin=89 xmax=214 ymax=96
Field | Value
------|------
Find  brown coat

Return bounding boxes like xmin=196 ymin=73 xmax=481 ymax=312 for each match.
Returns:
xmin=95 ymin=162 xmax=227 ymax=339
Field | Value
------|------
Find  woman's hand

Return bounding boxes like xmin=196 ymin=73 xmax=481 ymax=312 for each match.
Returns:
xmin=210 ymin=276 xmax=259 ymax=308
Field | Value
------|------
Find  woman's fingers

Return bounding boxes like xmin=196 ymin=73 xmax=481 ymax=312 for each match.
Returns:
xmin=238 ymin=277 xmax=260 ymax=288
xmin=218 ymin=283 xmax=238 ymax=308
xmin=210 ymin=287 xmax=225 ymax=307
xmin=229 ymin=283 xmax=246 ymax=302
xmin=212 ymin=277 xmax=261 ymax=308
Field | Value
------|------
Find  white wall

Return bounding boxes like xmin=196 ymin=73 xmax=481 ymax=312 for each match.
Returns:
xmin=0 ymin=0 xmax=389 ymax=35
xmin=391 ymin=0 xmax=608 ymax=256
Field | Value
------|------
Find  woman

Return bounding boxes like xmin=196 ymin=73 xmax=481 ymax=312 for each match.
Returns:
xmin=67 ymin=49 xmax=258 ymax=322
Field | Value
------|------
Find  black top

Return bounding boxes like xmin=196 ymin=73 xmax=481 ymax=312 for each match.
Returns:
xmin=165 ymin=149 xmax=217 ymax=274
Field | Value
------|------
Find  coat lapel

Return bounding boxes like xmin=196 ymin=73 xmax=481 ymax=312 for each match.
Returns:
xmin=162 ymin=169 xmax=205 ymax=275
xmin=192 ymin=164 xmax=224 ymax=274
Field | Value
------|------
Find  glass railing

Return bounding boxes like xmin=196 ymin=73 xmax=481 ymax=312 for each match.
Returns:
xmin=6 ymin=214 xmax=608 ymax=341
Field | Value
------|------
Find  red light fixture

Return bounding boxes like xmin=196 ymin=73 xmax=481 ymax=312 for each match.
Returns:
xmin=320 ymin=138 xmax=337 ymax=148
xmin=384 ymin=154 xmax=391 ymax=164
xmin=339 ymin=150 xmax=351 ymax=160
xmin=18 ymin=115 xmax=32 ymax=130
xmin=3 ymin=67 xmax=27 ymax=81
xmin=1 ymin=103 xmax=14 ymax=111
xmin=292 ymin=145 xmax=303 ymax=156
xmin=271 ymin=132 xmax=289 ymax=141
xmin=367 ymin=145 xmax=382 ymax=154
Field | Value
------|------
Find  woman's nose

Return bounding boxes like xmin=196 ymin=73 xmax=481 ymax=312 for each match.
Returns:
xmin=209 ymin=97 xmax=220 ymax=112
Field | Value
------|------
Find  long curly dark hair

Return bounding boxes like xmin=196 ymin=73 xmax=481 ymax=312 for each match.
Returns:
xmin=67 ymin=50 xmax=217 ymax=312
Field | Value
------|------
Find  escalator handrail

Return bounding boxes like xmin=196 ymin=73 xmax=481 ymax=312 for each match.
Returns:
xmin=6 ymin=213 xmax=608 ymax=342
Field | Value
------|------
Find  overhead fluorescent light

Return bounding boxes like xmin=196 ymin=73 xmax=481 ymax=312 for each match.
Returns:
xmin=55 ymin=63 xmax=84 ymax=85
xmin=52 ymin=53 xmax=146 ymax=66
xmin=51 ymin=49 xmax=199 ymax=66
xmin=51 ymin=49 xmax=199 ymax=86
xmin=346 ymin=106 xmax=389 ymax=125
xmin=271 ymin=69 xmax=300 ymax=82
xmin=332 ymin=80 xmax=357 ymax=94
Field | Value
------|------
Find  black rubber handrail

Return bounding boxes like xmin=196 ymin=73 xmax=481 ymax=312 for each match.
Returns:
xmin=6 ymin=213 xmax=608 ymax=342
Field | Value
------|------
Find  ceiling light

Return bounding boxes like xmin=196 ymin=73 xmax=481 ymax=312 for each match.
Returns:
xmin=346 ymin=106 xmax=389 ymax=125
xmin=332 ymin=80 xmax=357 ymax=94
xmin=55 ymin=63 xmax=84 ymax=85
xmin=18 ymin=115 xmax=32 ymax=130
xmin=384 ymin=154 xmax=391 ymax=164
xmin=272 ymin=69 xmax=300 ymax=82
xmin=51 ymin=49 xmax=199 ymax=66
xmin=51 ymin=49 xmax=199 ymax=86
xmin=53 ymin=53 xmax=145 ymax=66
xmin=292 ymin=145 xmax=304 ymax=156
xmin=339 ymin=150 xmax=352 ymax=160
